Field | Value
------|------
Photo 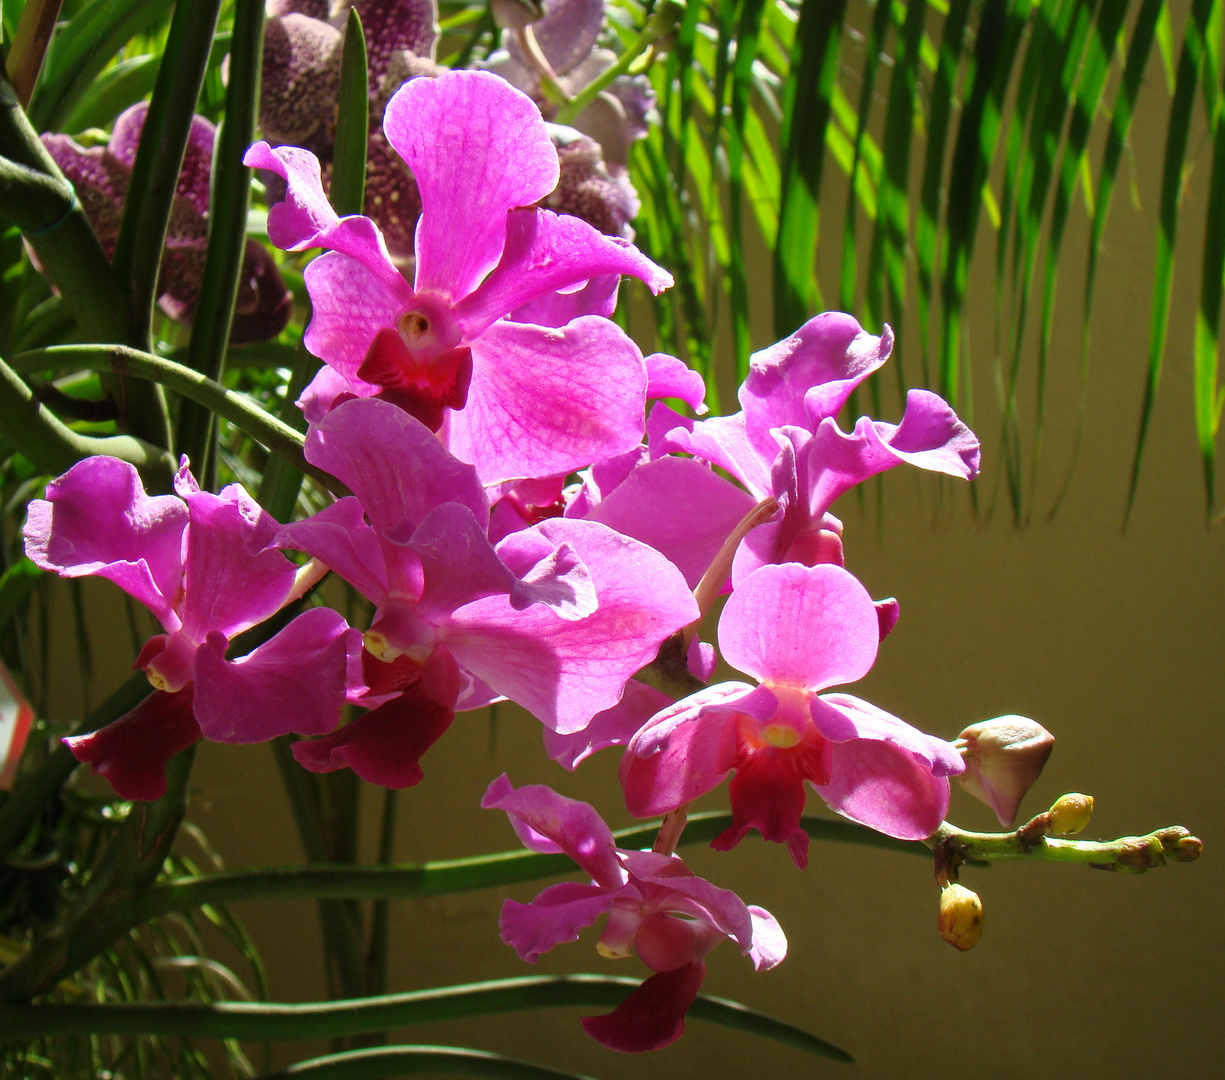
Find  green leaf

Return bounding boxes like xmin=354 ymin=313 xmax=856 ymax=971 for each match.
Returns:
xmin=1126 ymin=0 xmax=1219 ymax=523
xmin=256 ymin=1045 xmax=599 ymax=1080
xmin=774 ymin=0 xmax=845 ymax=337
xmin=29 ymin=0 xmax=174 ymax=132
xmin=0 ymin=975 xmax=853 ymax=1062
xmin=330 ymin=6 xmax=370 ymax=218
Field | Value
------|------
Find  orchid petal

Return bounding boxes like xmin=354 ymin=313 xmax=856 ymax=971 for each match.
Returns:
xmin=580 ymin=960 xmax=705 ymax=1053
xmin=718 ymin=563 xmax=879 ymax=691
xmin=444 ymin=317 xmax=646 ymax=485
xmin=499 ymin=883 xmax=615 ymax=963
xmin=454 ymin=208 xmax=671 ymax=338
xmin=385 ymin=71 xmax=559 ymax=300
xmin=481 ymin=774 xmax=624 ymax=888
xmin=543 ymin=679 xmax=673 ymax=769
xmin=747 ymin=906 xmax=787 ymax=971
xmin=193 ymin=609 xmax=356 ymax=743
xmin=63 ymin=688 xmax=200 ymax=802
xmin=23 ymin=457 xmax=187 ymax=629
xmin=276 ymin=497 xmax=390 ymax=606
xmin=645 ymin=352 xmax=707 ymax=414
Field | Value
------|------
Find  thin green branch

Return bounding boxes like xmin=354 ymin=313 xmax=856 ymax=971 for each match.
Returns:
xmin=10 ymin=344 xmax=341 ymax=493
xmin=0 ymin=975 xmax=852 ymax=1062
xmin=256 ymin=1045 xmax=598 ymax=1080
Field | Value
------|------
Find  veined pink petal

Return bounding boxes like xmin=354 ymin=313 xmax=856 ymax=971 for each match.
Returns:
xmin=718 ymin=563 xmax=879 ymax=691
xmin=499 ymin=883 xmax=616 ymax=964
xmin=302 ymin=250 xmax=412 ymax=377
xmin=385 ymin=71 xmax=559 ymax=300
xmin=444 ymin=317 xmax=646 ymax=485
xmin=741 ymin=312 xmax=893 ymax=462
xmin=873 ymin=388 xmax=981 ymax=479
xmin=276 ymin=497 xmax=390 ymax=606
xmin=243 ymin=141 xmax=406 ymax=294
xmin=448 ymin=519 xmax=696 ymax=733
xmin=580 ymin=960 xmax=705 ymax=1053
xmin=620 ymin=683 xmax=757 ymax=817
xmin=509 ymin=273 xmax=620 ymax=327
xmin=747 ymin=906 xmax=787 ymax=971
xmin=481 ymin=774 xmax=624 ymax=888
xmin=645 ymin=352 xmax=708 ymax=414
xmin=22 ymin=457 xmax=187 ymax=629
xmin=63 ymin=688 xmax=200 ymax=802
xmin=660 ymin=411 xmax=770 ymax=497
xmin=543 ymin=679 xmax=673 ymax=769
xmin=494 ymin=526 xmax=597 ymax=620
xmin=454 ymin=208 xmax=672 ymax=338
xmin=623 ymin=855 xmax=755 ymax=951
xmin=811 ymin=694 xmax=960 ymax=840
xmin=177 ymin=483 xmax=296 ymax=642
xmin=192 ymin=609 xmax=356 ymax=743
xmin=304 ymin=397 xmax=490 ymax=536
xmin=580 ymin=455 xmax=755 ymax=588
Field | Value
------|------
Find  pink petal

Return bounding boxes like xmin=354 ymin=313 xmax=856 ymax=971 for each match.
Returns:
xmin=646 ymin=352 xmax=708 ymax=414
xmin=481 ymin=774 xmax=624 ymax=888
xmin=292 ymin=682 xmax=454 ymax=787
xmin=509 ymin=273 xmax=620 ymax=327
xmin=243 ymin=141 xmax=406 ymax=294
xmin=177 ymin=483 xmax=297 ymax=642
xmin=812 ymin=694 xmax=960 ymax=840
xmin=580 ymin=455 xmax=755 ymax=589
xmin=747 ymin=906 xmax=787 ymax=971
xmin=22 ymin=457 xmax=187 ymax=629
xmin=580 ymin=960 xmax=705 ymax=1052
xmin=620 ymin=683 xmax=757 ymax=817
xmin=454 ymin=208 xmax=672 ymax=338
xmin=384 ymin=71 xmax=559 ymax=300
xmin=718 ymin=563 xmax=879 ymax=691
xmin=192 ymin=609 xmax=356 ymax=743
xmin=302 ymin=250 xmax=412 ymax=378
xmin=443 ymin=317 xmax=646 ymax=485
xmin=449 ymin=519 xmax=697 ymax=733
xmin=276 ymin=497 xmax=390 ymax=606
xmin=499 ymin=882 xmax=615 ymax=963
xmin=63 ymin=688 xmax=200 ymax=801
xmin=543 ymin=679 xmax=673 ymax=769
xmin=304 ymin=397 xmax=490 ymax=536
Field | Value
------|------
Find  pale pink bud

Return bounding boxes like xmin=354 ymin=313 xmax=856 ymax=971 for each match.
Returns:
xmin=955 ymin=715 xmax=1055 ymax=827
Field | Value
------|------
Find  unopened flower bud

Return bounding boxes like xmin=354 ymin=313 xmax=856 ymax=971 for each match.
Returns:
xmin=937 ymin=883 xmax=984 ymax=951
xmin=1048 ymin=793 xmax=1093 ymax=835
xmin=955 ymin=715 xmax=1055 ymax=827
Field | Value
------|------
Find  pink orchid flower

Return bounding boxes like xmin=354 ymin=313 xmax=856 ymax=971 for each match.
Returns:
xmin=277 ymin=397 xmax=698 ymax=786
xmin=22 ymin=458 xmax=356 ymax=799
xmin=483 ymin=775 xmax=786 ymax=1052
xmin=244 ymin=69 xmax=673 ymax=485
xmin=621 ymin=562 xmax=965 ymax=868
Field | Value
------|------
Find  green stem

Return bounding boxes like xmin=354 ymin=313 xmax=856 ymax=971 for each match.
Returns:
xmin=0 ymin=352 xmax=175 ymax=486
xmin=11 ymin=344 xmax=341 ymax=494
xmin=178 ymin=0 xmax=266 ymax=480
xmin=935 ymin=818 xmax=1203 ymax=875
xmin=0 ymin=974 xmax=850 ymax=1062
xmin=254 ymin=1045 xmax=598 ymax=1080
xmin=554 ymin=0 xmax=685 ymax=126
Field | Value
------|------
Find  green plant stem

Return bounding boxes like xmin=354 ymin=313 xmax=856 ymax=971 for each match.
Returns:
xmin=177 ymin=0 xmax=266 ymax=480
xmin=554 ymin=0 xmax=684 ymax=126
xmin=4 ymin=0 xmax=63 ymax=107
xmin=0 ymin=352 xmax=174 ymax=486
xmin=10 ymin=344 xmax=342 ymax=494
xmin=255 ymin=1045 xmax=598 ymax=1080
xmin=0 ymin=974 xmax=851 ymax=1062
xmin=0 ymin=75 xmax=128 ymax=345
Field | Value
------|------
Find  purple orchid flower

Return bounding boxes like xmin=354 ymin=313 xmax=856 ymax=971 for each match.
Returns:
xmin=245 ymin=69 xmax=673 ymax=485
xmin=22 ymin=457 xmax=357 ymax=800
xmin=276 ymin=397 xmax=698 ymax=786
xmin=483 ymin=775 xmax=786 ymax=1052
xmin=260 ymin=0 xmax=441 ymax=259
xmin=42 ymin=104 xmax=292 ymax=344
xmin=620 ymin=562 xmax=965 ymax=868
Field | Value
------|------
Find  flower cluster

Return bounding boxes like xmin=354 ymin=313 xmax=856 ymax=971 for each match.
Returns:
xmin=24 ymin=70 xmax=1039 ymax=1053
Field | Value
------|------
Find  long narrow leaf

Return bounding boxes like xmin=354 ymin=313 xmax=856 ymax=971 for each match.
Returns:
xmin=256 ymin=1045 xmax=598 ymax=1080
xmin=1126 ymin=0 xmax=1219 ymax=523
xmin=0 ymin=975 xmax=852 ymax=1061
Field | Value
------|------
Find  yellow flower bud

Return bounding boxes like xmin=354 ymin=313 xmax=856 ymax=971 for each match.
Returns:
xmin=1048 ymin=793 xmax=1093 ymax=835
xmin=937 ymin=883 xmax=984 ymax=951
